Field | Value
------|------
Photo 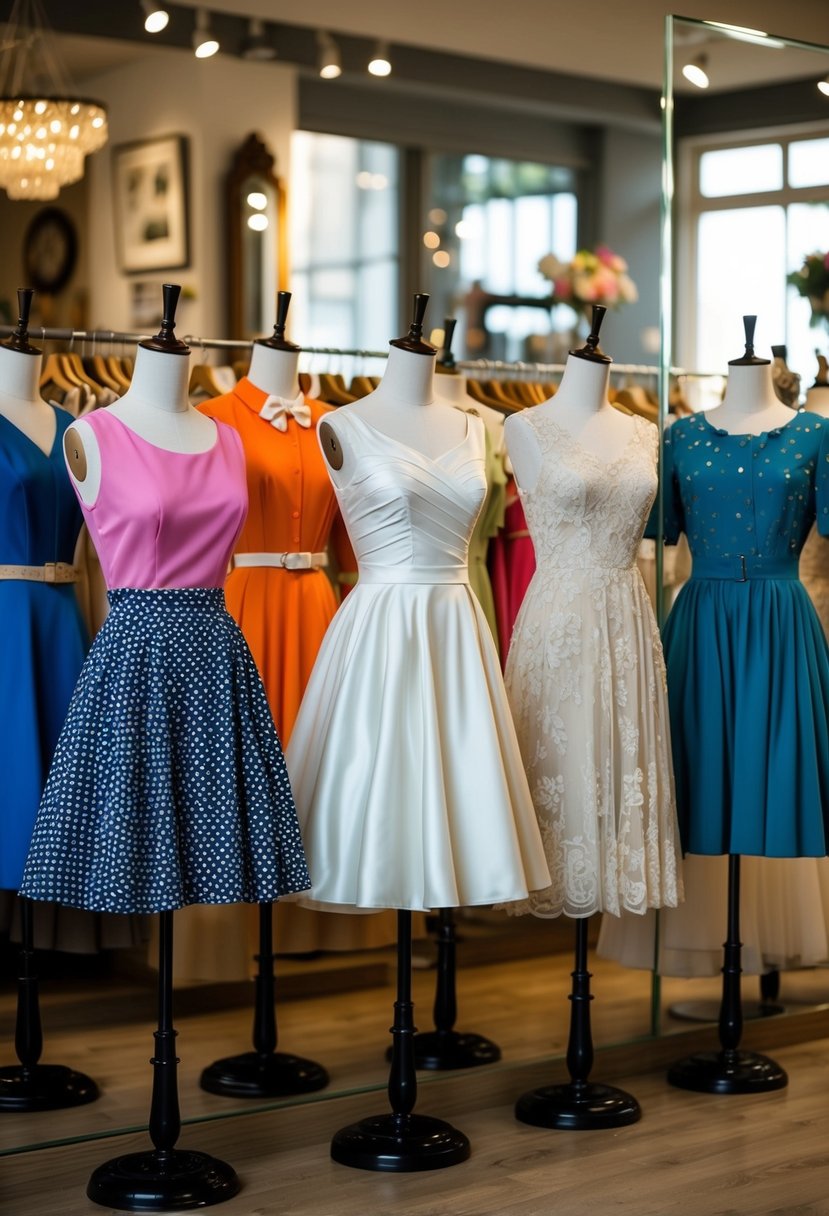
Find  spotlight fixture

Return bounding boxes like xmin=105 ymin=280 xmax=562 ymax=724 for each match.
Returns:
xmin=193 ymin=9 xmax=219 ymax=58
xmin=141 ymin=1 xmax=169 ymax=34
xmin=317 ymin=31 xmax=341 ymax=80
xmin=241 ymin=17 xmax=276 ymax=61
xmin=819 ymin=77 xmax=829 ymax=97
xmin=368 ymin=40 xmax=392 ymax=77
xmin=682 ymin=53 xmax=709 ymax=89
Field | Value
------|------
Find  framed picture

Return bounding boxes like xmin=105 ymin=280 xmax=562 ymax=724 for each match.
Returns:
xmin=112 ymin=135 xmax=190 ymax=274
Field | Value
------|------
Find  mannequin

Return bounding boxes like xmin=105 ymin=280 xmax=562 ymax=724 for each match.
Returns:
xmin=702 ymin=318 xmax=793 ymax=437
xmin=65 ymin=337 xmax=214 ymax=504
xmin=805 ymin=354 xmax=829 ymax=418
xmin=0 ymin=344 xmax=55 ymax=455
xmin=0 ymin=289 xmax=98 ymax=1113
xmin=320 ymin=295 xmax=466 ymax=470
xmin=506 ymin=331 xmax=638 ymax=495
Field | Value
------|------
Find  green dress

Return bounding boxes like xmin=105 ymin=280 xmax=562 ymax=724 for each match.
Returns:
xmin=466 ymin=414 xmax=507 ymax=654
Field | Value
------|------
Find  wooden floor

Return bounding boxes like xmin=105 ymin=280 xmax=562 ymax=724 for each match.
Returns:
xmin=4 ymin=1035 xmax=829 ymax=1215
xmin=3 ymin=942 xmax=829 ymax=1213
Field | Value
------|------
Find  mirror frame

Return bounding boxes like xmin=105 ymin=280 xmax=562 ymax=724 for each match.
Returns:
xmin=226 ymin=131 xmax=288 ymax=340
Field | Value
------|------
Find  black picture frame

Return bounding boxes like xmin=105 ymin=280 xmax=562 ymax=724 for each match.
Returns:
xmin=112 ymin=134 xmax=190 ymax=274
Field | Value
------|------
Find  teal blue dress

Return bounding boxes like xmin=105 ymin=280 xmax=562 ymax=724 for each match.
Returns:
xmin=0 ymin=406 xmax=87 ymax=890
xmin=652 ymin=410 xmax=829 ymax=857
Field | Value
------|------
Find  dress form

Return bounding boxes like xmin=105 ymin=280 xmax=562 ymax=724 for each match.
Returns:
xmin=320 ymin=296 xmax=466 ymax=473
xmin=506 ymin=310 xmax=636 ymax=494
xmin=0 ymin=290 xmax=55 ymax=455
xmin=705 ymin=317 xmax=792 ymax=436
xmin=66 ymin=287 xmax=214 ymax=506
xmin=247 ymin=292 xmax=302 ymax=400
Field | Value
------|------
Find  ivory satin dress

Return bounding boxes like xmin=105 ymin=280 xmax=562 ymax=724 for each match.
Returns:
xmin=286 ymin=410 xmax=550 ymax=912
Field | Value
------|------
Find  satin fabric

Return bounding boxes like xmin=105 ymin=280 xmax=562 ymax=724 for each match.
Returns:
xmin=80 ymin=410 xmax=247 ymax=589
xmin=654 ymin=411 xmax=829 ymax=856
xmin=287 ymin=410 xmax=551 ymax=911
xmin=0 ymin=407 xmax=87 ymax=889
xmin=489 ymin=479 xmax=536 ymax=665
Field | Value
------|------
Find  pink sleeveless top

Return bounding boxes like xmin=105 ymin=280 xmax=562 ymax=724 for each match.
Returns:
xmin=78 ymin=410 xmax=248 ymax=589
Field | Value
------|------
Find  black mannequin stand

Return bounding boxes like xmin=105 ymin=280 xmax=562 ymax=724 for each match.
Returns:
xmin=669 ymin=969 xmax=785 ymax=1023
xmin=0 ymin=896 xmax=99 ymax=1112
xmin=667 ymin=855 xmax=788 ymax=1095
xmin=515 ymin=918 xmax=641 ymax=1130
xmin=388 ymin=908 xmax=501 ymax=1071
xmin=332 ymin=910 xmax=471 ymax=1172
xmin=88 ymin=911 xmax=239 ymax=1212
xmin=200 ymin=902 xmax=329 ymax=1098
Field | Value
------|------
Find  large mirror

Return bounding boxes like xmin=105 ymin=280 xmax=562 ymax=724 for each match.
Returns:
xmin=646 ymin=15 xmax=829 ymax=1035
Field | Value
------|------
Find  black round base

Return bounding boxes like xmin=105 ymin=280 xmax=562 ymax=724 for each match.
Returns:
xmin=0 ymin=1063 xmax=99 ymax=1112
xmin=386 ymin=1030 xmax=501 ymax=1071
xmin=331 ymin=1112 xmax=471 ymax=1172
xmin=667 ymin=1049 xmax=788 ymax=1095
xmin=515 ymin=1081 xmax=641 ymax=1130
xmin=200 ymin=1050 xmax=329 ymax=1099
xmin=87 ymin=1148 xmax=240 ymax=1212
xmin=669 ymin=999 xmax=785 ymax=1023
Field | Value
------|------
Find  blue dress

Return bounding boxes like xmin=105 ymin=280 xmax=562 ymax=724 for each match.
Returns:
xmin=653 ymin=411 xmax=829 ymax=857
xmin=0 ymin=406 xmax=87 ymax=890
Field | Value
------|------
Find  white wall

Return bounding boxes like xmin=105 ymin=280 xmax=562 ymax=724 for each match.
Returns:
xmin=82 ymin=48 xmax=297 ymax=337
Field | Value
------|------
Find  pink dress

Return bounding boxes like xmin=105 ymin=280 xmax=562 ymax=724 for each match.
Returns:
xmin=20 ymin=410 xmax=311 ymax=915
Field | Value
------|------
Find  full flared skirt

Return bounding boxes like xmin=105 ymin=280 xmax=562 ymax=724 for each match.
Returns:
xmin=20 ymin=588 xmax=311 ymax=915
xmin=504 ymin=567 xmax=683 ymax=919
xmin=597 ymin=853 xmax=829 ymax=976
xmin=0 ymin=582 xmax=87 ymax=890
xmin=286 ymin=581 xmax=551 ymax=911
xmin=664 ymin=577 xmax=829 ymax=856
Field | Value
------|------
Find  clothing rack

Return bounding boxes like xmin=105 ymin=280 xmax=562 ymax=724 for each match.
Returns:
xmin=457 ymin=358 xmax=723 ymax=381
xmin=0 ymin=325 xmax=389 ymax=360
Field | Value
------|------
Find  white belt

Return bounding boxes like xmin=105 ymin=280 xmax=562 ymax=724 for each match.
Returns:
xmin=230 ymin=551 xmax=328 ymax=572
xmin=0 ymin=562 xmax=79 ymax=584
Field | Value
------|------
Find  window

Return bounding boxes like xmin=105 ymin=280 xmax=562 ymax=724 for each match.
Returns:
xmin=683 ymin=128 xmax=829 ymax=382
xmin=423 ymin=154 xmax=579 ymax=361
xmin=290 ymin=132 xmax=399 ymax=350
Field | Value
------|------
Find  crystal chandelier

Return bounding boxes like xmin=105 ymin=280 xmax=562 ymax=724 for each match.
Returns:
xmin=0 ymin=0 xmax=108 ymax=201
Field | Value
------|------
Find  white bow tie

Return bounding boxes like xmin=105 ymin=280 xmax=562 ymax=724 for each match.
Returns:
xmin=259 ymin=392 xmax=311 ymax=432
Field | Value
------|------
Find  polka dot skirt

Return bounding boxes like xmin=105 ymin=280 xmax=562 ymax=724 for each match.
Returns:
xmin=20 ymin=588 xmax=311 ymax=915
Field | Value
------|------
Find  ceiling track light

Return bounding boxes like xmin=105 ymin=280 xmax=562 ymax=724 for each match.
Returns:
xmin=193 ymin=8 xmax=219 ymax=59
xmin=241 ymin=17 xmax=276 ymax=61
xmin=819 ymin=77 xmax=829 ymax=97
xmin=682 ymin=53 xmax=710 ymax=89
xmin=141 ymin=1 xmax=169 ymax=34
xmin=368 ymin=40 xmax=392 ymax=77
xmin=317 ymin=31 xmax=341 ymax=80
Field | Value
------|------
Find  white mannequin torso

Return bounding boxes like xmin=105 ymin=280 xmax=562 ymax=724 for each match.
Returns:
xmin=247 ymin=343 xmax=301 ymax=400
xmin=433 ymin=372 xmax=505 ymax=453
xmin=66 ymin=345 xmax=215 ymax=506
xmin=0 ymin=345 xmax=56 ymax=455
xmin=506 ymin=355 xmax=637 ymax=495
xmin=805 ymin=386 xmax=829 ymax=419
xmin=704 ymin=362 xmax=793 ymax=435
xmin=319 ymin=345 xmax=467 ymax=481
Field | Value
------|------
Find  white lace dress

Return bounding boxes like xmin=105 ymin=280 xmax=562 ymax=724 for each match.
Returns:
xmin=503 ymin=412 xmax=683 ymax=919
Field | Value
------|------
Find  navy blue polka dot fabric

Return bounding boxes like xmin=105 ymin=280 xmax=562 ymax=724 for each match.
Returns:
xmin=20 ymin=588 xmax=311 ymax=914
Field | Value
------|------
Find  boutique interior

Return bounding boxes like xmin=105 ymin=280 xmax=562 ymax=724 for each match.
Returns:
xmin=1 ymin=0 xmax=829 ymax=1213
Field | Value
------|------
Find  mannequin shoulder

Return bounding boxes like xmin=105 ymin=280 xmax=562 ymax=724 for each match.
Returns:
xmin=318 ymin=411 xmax=350 ymax=472
xmin=64 ymin=416 xmax=101 ymax=501
xmin=504 ymin=410 xmax=543 ymax=493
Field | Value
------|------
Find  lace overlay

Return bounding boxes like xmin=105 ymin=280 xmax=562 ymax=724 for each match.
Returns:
xmin=801 ymin=524 xmax=829 ymax=639
xmin=504 ymin=413 xmax=682 ymax=918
